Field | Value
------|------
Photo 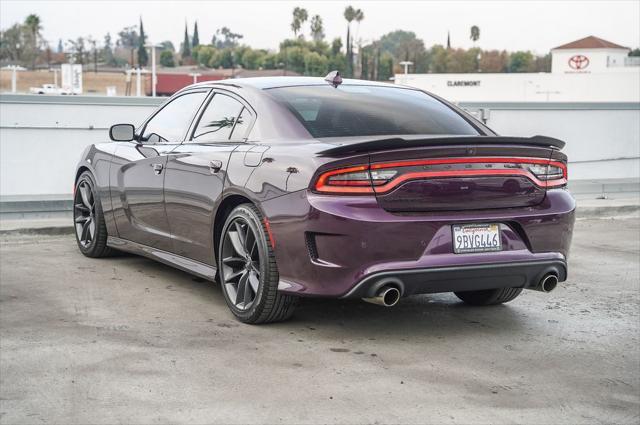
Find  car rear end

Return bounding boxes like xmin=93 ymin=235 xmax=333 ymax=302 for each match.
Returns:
xmin=261 ymin=82 xmax=575 ymax=303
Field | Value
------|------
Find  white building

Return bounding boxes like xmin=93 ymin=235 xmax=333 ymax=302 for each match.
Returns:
xmin=395 ymin=36 xmax=640 ymax=102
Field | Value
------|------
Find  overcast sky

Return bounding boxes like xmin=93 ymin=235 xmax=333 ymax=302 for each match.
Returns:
xmin=1 ymin=0 xmax=639 ymax=54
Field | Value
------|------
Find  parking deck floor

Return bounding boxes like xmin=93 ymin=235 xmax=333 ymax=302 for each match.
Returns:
xmin=1 ymin=217 xmax=638 ymax=424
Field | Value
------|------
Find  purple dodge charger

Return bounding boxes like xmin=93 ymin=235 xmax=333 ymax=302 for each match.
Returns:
xmin=74 ymin=73 xmax=575 ymax=323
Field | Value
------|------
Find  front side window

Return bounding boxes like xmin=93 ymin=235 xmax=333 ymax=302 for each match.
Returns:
xmin=141 ymin=91 xmax=208 ymax=143
xmin=192 ymin=93 xmax=245 ymax=142
xmin=267 ymin=85 xmax=479 ymax=138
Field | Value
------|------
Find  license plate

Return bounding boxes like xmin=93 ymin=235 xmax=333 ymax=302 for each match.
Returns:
xmin=452 ymin=223 xmax=502 ymax=254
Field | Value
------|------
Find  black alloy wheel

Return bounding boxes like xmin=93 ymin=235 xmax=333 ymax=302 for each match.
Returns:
xmin=218 ymin=204 xmax=297 ymax=324
xmin=73 ymin=171 xmax=113 ymax=257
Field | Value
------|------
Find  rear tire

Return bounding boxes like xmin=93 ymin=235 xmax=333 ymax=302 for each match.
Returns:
xmin=73 ymin=171 xmax=114 ymax=258
xmin=218 ymin=203 xmax=297 ymax=324
xmin=454 ymin=287 xmax=523 ymax=306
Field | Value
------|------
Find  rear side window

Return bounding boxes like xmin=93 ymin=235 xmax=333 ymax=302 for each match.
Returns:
xmin=230 ymin=108 xmax=252 ymax=140
xmin=267 ymin=85 xmax=479 ymax=138
xmin=192 ymin=93 xmax=244 ymax=142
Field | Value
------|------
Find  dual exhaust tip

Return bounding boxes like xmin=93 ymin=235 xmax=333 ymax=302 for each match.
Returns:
xmin=362 ymin=272 xmax=560 ymax=306
xmin=362 ymin=285 xmax=401 ymax=307
xmin=530 ymin=273 xmax=559 ymax=293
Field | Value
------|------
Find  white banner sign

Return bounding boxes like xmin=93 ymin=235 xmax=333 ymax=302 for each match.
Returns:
xmin=61 ymin=64 xmax=83 ymax=94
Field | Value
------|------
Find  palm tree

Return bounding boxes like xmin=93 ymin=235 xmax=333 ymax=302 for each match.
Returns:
xmin=24 ymin=14 xmax=42 ymax=69
xmin=291 ymin=7 xmax=308 ymax=38
xmin=310 ymin=15 xmax=324 ymax=42
xmin=470 ymin=25 xmax=480 ymax=45
xmin=25 ymin=14 xmax=42 ymax=40
xmin=344 ymin=6 xmax=357 ymax=75
xmin=354 ymin=8 xmax=364 ymax=39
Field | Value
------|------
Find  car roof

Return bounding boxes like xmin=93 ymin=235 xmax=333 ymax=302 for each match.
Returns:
xmin=188 ymin=76 xmax=411 ymax=90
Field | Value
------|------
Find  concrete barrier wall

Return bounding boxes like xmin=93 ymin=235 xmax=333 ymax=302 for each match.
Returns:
xmin=1 ymin=95 xmax=163 ymax=200
xmin=461 ymin=102 xmax=640 ymax=182
xmin=1 ymin=94 xmax=638 ymax=202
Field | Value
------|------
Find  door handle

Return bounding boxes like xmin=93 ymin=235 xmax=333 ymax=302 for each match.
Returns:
xmin=209 ymin=160 xmax=223 ymax=174
xmin=151 ymin=163 xmax=164 ymax=175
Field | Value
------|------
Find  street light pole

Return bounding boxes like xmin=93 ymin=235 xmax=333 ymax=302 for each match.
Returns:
xmin=399 ymin=60 xmax=413 ymax=75
xmin=2 ymin=65 xmax=26 ymax=93
xmin=145 ymin=43 xmax=161 ymax=97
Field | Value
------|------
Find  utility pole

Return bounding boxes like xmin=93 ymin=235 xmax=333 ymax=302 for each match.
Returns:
xmin=136 ymin=67 xmax=142 ymax=97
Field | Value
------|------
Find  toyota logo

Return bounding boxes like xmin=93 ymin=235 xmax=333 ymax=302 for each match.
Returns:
xmin=568 ymin=55 xmax=590 ymax=70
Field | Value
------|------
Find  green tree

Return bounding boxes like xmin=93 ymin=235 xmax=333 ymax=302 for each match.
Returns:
xmin=509 ymin=51 xmax=534 ymax=72
xmin=102 ymin=32 xmax=115 ymax=66
xmin=376 ymin=30 xmax=427 ymax=73
xmin=291 ymin=7 xmax=308 ymax=38
xmin=304 ymin=50 xmax=328 ymax=75
xmin=160 ymin=40 xmax=175 ymax=52
xmin=331 ymin=38 xmax=342 ymax=56
xmin=181 ymin=23 xmax=191 ymax=58
xmin=117 ymin=25 xmax=139 ymax=66
xmin=67 ymin=37 xmax=87 ymax=64
xmin=160 ymin=50 xmax=175 ymax=67
xmin=240 ymin=48 xmax=267 ymax=69
xmin=138 ymin=18 xmax=148 ymax=66
xmin=212 ymin=27 xmax=243 ymax=49
xmin=310 ymin=15 xmax=324 ymax=42
xmin=192 ymin=21 xmax=200 ymax=47
xmin=0 ymin=24 xmax=26 ymax=61
xmin=57 ymin=39 xmax=63 ymax=53
xmin=629 ymin=48 xmax=640 ymax=57
xmin=193 ymin=44 xmax=215 ymax=66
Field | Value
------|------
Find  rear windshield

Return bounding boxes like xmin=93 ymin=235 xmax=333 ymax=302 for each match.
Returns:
xmin=267 ymin=85 xmax=479 ymax=138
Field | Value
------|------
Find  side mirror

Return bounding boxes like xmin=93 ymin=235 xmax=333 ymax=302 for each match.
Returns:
xmin=109 ymin=124 xmax=135 ymax=142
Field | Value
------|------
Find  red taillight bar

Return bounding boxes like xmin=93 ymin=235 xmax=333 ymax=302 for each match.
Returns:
xmin=313 ymin=157 xmax=567 ymax=195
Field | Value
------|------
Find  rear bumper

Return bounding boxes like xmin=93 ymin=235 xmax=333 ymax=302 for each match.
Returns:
xmin=261 ymin=188 xmax=575 ymax=298
xmin=341 ymin=259 xmax=567 ymax=299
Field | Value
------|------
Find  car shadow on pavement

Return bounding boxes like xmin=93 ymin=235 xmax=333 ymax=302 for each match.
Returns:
xmin=118 ymin=252 xmax=529 ymax=339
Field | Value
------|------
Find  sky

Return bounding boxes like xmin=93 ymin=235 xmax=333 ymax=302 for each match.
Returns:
xmin=1 ymin=0 xmax=639 ymax=55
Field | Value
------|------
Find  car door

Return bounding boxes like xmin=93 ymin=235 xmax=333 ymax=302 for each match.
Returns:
xmin=164 ymin=90 xmax=255 ymax=265
xmin=111 ymin=89 xmax=209 ymax=251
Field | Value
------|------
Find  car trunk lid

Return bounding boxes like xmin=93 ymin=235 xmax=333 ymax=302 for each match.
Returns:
xmin=366 ymin=143 xmax=565 ymax=212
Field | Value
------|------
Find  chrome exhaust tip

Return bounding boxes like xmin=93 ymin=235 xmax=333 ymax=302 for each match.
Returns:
xmin=540 ymin=274 xmax=559 ymax=292
xmin=363 ymin=286 xmax=401 ymax=307
xmin=529 ymin=273 xmax=559 ymax=293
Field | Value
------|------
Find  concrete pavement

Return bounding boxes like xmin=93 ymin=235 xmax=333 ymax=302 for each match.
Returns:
xmin=0 ymin=218 xmax=638 ymax=424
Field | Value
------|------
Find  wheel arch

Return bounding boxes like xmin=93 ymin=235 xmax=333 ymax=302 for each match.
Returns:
xmin=75 ymin=165 xmax=92 ymax=183
xmin=213 ymin=194 xmax=256 ymax=260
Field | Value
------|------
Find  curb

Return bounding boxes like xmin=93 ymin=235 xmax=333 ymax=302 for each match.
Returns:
xmin=575 ymin=205 xmax=639 ymax=219
xmin=0 ymin=226 xmax=74 ymax=236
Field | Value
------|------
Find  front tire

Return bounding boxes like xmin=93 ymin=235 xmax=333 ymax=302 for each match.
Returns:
xmin=218 ymin=204 xmax=297 ymax=324
xmin=73 ymin=171 xmax=113 ymax=258
xmin=454 ymin=287 xmax=523 ymax=306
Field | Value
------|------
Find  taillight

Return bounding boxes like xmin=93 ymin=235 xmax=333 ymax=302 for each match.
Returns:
xmin=527 ymin=164 xmax=567 ymax=182
xmin=314 ymin=165 xmax=375 ymax=194
xmin=313 ymin=157 xmax=567 ymax=195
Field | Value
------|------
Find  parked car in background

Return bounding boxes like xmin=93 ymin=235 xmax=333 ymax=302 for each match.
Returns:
xmin=29 ymin=84 xmax=71 ymax=95
xmin=73 ymin=73 xmax=575 ymax=324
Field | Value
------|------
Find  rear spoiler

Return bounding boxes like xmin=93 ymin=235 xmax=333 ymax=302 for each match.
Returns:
xmin=317 ymin=135 xmax=565 ymax=157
